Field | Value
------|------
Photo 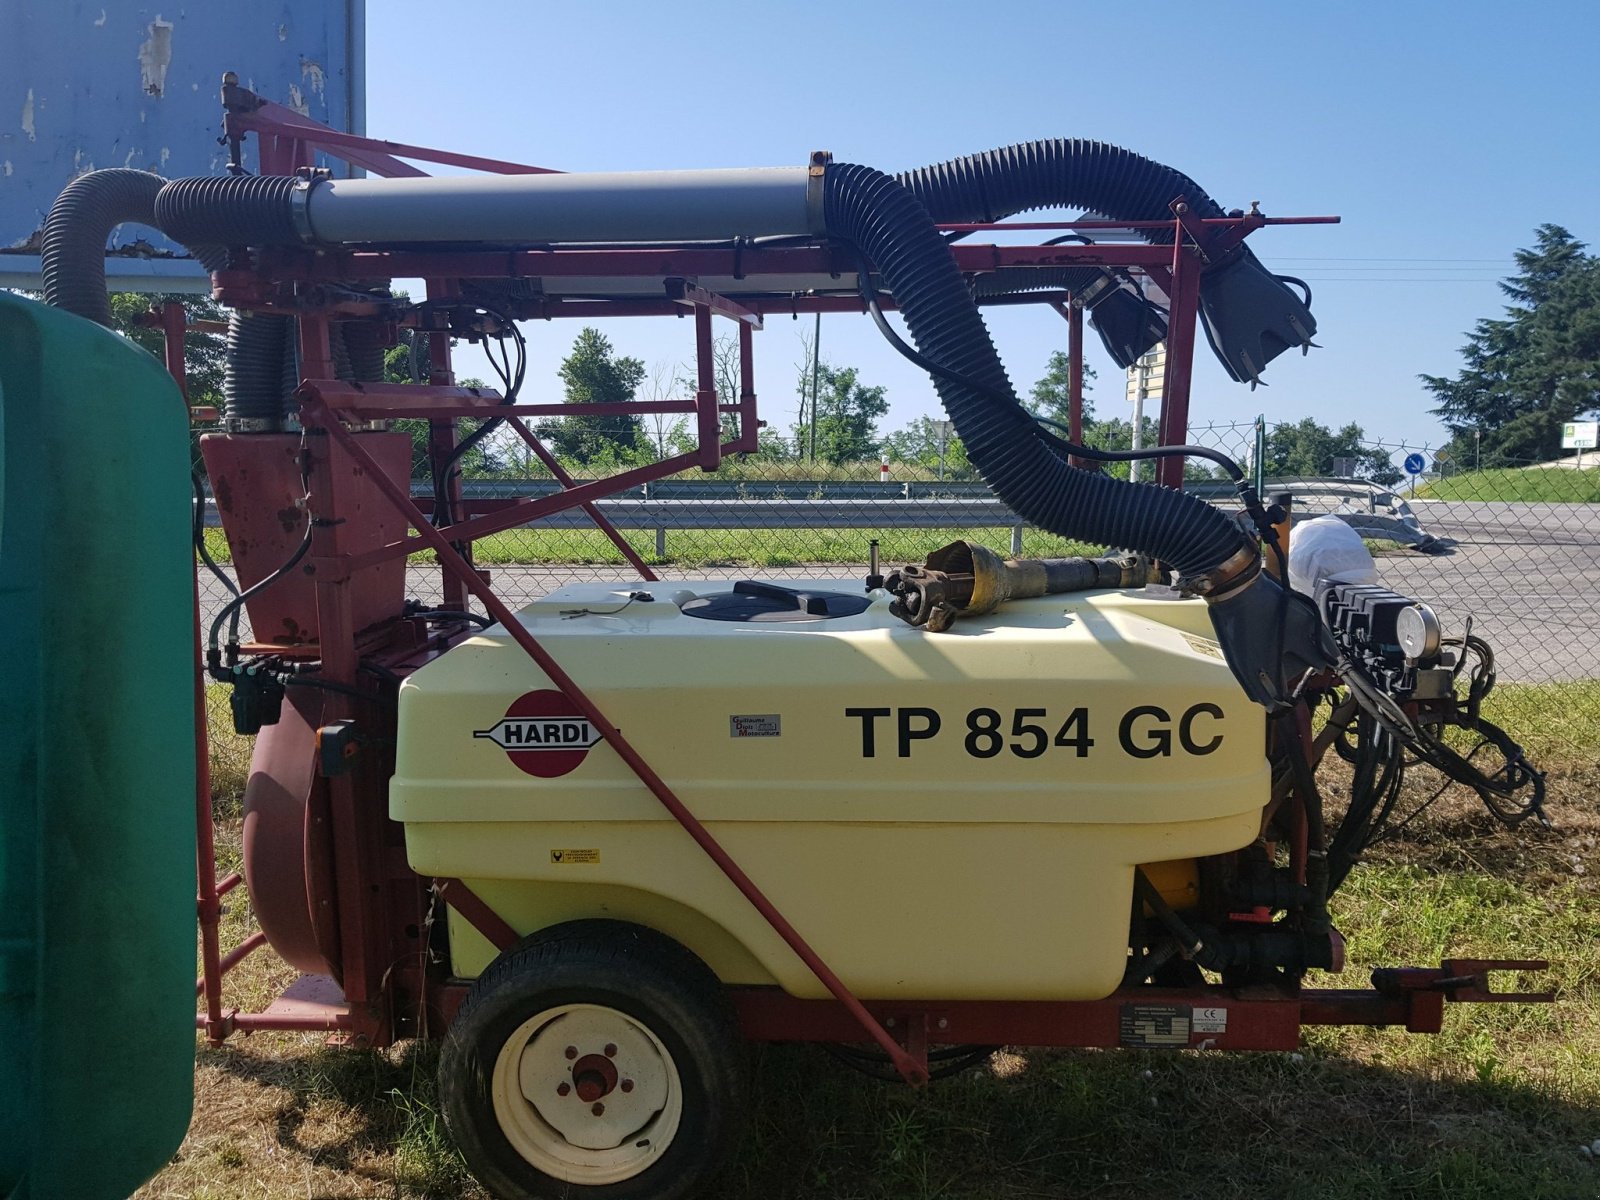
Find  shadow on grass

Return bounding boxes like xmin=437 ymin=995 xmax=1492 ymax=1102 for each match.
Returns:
xmin=717 ymin=1042 xmax=1597 ymax=1200
xmin=193 ymin=1038 xmax=479 ymax=1199
xmin=192 ymin=1030 xmax=1596 ymax=1200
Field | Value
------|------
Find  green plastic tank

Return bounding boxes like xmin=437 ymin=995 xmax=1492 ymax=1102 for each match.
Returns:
xmin=0 ymin=293 xmax=197 ymax=1199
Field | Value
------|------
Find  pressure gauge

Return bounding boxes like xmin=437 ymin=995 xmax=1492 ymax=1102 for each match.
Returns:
xmin=1395 ymin=603 xmax=1441 ymax=660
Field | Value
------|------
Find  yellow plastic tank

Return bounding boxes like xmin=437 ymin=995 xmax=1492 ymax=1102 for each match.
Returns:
xmin=392 ymin=580 xmax=1266 ymax=1001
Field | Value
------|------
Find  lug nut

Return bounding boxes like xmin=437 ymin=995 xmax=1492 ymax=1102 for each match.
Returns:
xmin=591 ymin=1102 xmax=605 ymax=1116
xmin=620 ymin=1079 xmax=634 ymax=1093
xmin=564 ymin=1045 xmax=578 ymax=1060
xmin=556 ymin=1082 xmax=570 ymax=1097
xmin=604 ymin=1043 xmax=617 ymax=1057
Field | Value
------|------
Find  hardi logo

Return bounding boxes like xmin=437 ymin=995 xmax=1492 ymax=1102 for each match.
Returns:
xmin=475 ymin=690 xmax=603 ymax=778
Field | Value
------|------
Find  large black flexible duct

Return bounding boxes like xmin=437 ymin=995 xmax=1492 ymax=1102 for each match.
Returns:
xmin=40 ymin=169 xmax=292 ymax=425
xmin=897 ymin=141 xmax=1317 ymax=385
xmin=825 ymin=162 xmax=1331 ymax=706
xmin=152 ymin=176 xmax=302 ymax=248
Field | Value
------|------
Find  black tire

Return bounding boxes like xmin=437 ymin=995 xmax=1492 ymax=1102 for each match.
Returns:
xmin=439 ymin=919 xmax=746 ymax=1200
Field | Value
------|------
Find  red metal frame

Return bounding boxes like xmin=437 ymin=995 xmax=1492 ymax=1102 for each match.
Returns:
xmin=178 ymin=96 xmax=1543 ymax=1085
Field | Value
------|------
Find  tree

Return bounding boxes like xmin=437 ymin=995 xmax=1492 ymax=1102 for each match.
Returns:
xmin=882 ymin=415 xmax=970 ymax=478
xmin=540 ymin=327 xmax=648 ymax=465
xmin=792 ymin=362 xmax=888 ymax=465
xmin=1026 ymin=349 xmax=1098 ymax=428
xmin=109 ymin=292 xmax=227 ymax=410
xmin=1262 ymin=417 xmax=1401 ymax=485
xmin=1421 ymin=225 xmax=1600 ymax=466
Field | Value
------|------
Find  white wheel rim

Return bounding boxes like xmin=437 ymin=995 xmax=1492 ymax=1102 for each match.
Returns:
xmin=490 ymin=1003 xmax=684 ymax=1185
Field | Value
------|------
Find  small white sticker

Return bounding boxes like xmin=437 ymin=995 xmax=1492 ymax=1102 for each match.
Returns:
xmin=1192 ymin=1006 xmax=1228 ymax=1034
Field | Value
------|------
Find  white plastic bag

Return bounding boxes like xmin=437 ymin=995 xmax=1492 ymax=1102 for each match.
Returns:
xmin=1286 ymin=515 xmax=1378 ymax=599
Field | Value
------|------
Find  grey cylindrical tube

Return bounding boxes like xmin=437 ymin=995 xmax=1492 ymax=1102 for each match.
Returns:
xmin=301 ymin=168 xmax=819 ymax=245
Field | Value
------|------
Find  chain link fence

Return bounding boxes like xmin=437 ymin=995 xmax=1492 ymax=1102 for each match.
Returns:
xmin=197 ymin=417 xmax=1598 ymax=809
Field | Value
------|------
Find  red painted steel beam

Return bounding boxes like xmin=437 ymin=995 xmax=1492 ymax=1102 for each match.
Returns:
xmin=304 ymin=397 xmax=928 ymax=1086
xmin=196 ymin=931 xmax=268 ymax=998
xmin=263 ymin=242 xmax=1184 ymax=286
xmin=499 ymin=418 xmax=660 ymax=581
xmin=1156 ymin=213 xmax=1204 ymax=489
xmin=340 ymin=446 xmax=724 ymax=572
xmin=731 ymin=970 xmax=1546 ymax=1051
xmin=694 ymin=305 xmax=721 ymax=471
xmin=230 ymin=103 xmax=561 ymax=177
xmin=669 ymin=281 xmax=764 ymax=329
xmin=435 ymin=879 xmax=521 ymax=952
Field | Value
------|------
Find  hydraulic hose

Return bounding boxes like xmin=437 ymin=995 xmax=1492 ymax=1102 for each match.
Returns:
xmin=824 ymin=162 xmax=1332 ymax=707
xmin=40 ymin=168 xmax=292 ymax=424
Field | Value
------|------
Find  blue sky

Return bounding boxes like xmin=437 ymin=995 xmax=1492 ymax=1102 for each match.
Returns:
xmin=365 ymin=0 xmax=1600 ymax=456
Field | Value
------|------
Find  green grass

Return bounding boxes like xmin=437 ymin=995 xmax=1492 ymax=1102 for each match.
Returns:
xmin=1482 ymin=680 xmax=1600 ymax=767
xmin=1419 ymin=466 xmax=1600 ymax=503
xmin=205 ymin=525 xmax=1101 ymax=569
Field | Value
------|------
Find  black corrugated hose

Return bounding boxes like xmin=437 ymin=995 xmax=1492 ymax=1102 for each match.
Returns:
xmin=897 ymin=139 xmax=1225 ymax=232
xmin=826 ymin=162 xmax=1244 ymax=578
xmin=896 ymin=140 xmax=1318 ymax=386
xmin=824 ymin=162 xmax=1334 ymax=707
xmin=40 ymin=168 xmax=292 ymax=424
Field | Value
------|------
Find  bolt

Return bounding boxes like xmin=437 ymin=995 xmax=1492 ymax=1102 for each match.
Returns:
xmin=564 ymin=1045 xmax=578 ymax=1060
xmin=885 ymin=1017 xmax=896 ymax=1028
xmin=620 ymin=1079 xmax=634 ymax=1093
xmin=556 ymin=1082 xmax=570 ymax=1097
xmin=937 ymin=1018 xmax=948 ymax=1030
xmin=591 ymin=1102 xmax=605 ymax=1116
xmin=604 ymin=1043 xmax=617 ymax=1058
xmin=1175 ymin=201 xmax=1189 ymax=214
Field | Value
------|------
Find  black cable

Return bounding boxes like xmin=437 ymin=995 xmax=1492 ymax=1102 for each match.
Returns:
xmin=207 ymin=437 xmax=313 ymax=667
xmin=192 ymin=470 xmax=238 ymax=598
xmin=1031 ymin=415 xmax=1247 ymax=482
xmin=847 ymin=243 xmax=1252 ymax=485
xmin=410 ymin=608 xmax=493 ymax=628
xmin=207 ymin=521 xmax=312 ymax=666
xmin=1276 ymin=275 xmax=1313 ymax=309
xmin=425 ymin=302 xmax=526 ymax=528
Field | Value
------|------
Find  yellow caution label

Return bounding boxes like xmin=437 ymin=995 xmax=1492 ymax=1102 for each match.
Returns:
xmin=549 ymin=848 xmax=600 ymax=865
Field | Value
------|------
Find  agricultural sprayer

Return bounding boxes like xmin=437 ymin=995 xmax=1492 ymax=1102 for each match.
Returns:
xmin=3 ymin=78 xmax=1552 ymax=1200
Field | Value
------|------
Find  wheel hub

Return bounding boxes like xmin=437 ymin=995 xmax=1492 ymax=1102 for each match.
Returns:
xmin=511 ymin=1005 xmax=675 ymax=1155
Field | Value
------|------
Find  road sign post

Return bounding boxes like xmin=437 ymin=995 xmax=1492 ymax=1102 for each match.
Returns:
xmin=1404 ymin=452 xmax=1426 ymax=494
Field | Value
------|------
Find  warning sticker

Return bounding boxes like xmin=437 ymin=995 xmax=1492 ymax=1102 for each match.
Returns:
xmin=1192 ymin=1006 xmax=1228 ymax=1034
xmin=549 ymin=849 xmax=600 ymax=865
xmin=1182 ymin=633 xmax=1226 ymax=660
xmin=1119 ymin=1003 xmax=1192 ymax=1048
xmin=730 ymin=714 xmax=781 ymax=738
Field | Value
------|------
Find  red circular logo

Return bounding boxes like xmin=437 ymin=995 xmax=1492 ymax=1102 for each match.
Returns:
xmin=473 ymin=689 xmax=603 ymax=778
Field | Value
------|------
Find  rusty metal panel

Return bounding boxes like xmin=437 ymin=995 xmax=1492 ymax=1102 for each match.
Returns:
xmin=0 ymin=0 xmax=364 ymax=290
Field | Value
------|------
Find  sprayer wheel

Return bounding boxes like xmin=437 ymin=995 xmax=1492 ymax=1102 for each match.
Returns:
xmin=439 ymin=920 xmax=746 ymax=1200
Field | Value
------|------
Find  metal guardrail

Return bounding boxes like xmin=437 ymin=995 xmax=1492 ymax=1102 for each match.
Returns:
xmin=202 ymin=476 xmax=1440 ymax=556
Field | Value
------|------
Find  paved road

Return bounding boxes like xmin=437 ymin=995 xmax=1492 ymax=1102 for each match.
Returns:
xmin=197 ymin=500 xmax=1596 ymax=686
xmin=1374 ymin=502 xmax=1597 ymax=684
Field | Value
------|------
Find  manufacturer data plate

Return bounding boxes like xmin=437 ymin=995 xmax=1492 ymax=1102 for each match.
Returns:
xmin=1119 ymin=1003 xmax=1193 ymax=1048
